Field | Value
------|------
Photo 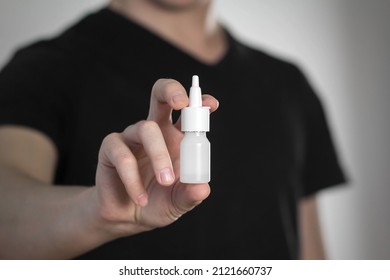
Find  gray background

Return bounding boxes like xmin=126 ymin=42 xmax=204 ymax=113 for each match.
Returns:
xmin=0 ymin=0 xmax=389 ymax=259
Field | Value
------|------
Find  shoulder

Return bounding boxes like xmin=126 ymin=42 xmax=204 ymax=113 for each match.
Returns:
xmin=5 ymin=39 xmax=69 ymax=72
xmin=0 ymin=38 xmax=75 ymax=98
xmin=226 ymin=31 xmax=325 ymax=114
xmin=4 ymin=7 xmax=110 ymax=71
xmin=226 ymin=30 xmax=308 ymax=85
xmin=0 ymin=10 xmax=98 ymax=87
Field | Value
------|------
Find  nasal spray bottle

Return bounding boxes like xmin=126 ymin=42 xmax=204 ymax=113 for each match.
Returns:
xmin=180 ymin=75 xmax=210 ymax=183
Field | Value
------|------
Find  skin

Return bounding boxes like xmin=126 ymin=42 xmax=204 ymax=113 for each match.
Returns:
xmin=0 ymin=80 xmax=218 ymax=259
xmin=0 ymin=0 xmax=325 ymax=259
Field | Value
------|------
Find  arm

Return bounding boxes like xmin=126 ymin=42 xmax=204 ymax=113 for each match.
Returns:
xmin=298 ymin=195 xmax=327 ymax=259
xmin=0 ymin=79 xmax=219 ymax=259
xmin=0 ymin=126 xmax=111 ymax=259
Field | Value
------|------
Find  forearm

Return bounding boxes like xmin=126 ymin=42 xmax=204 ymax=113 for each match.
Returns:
xmin=299 ymin=195 xmax=327 ymax=260
xmin=0 ymin=166 xmax=112 ymax=259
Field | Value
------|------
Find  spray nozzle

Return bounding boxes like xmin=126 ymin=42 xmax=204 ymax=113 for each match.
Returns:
xmin=181 ymin=75 xmax=210 ymax=132
xmin=192 ymin=75 xmax=199 ymax=86
xmin=189 ymin=75 xmax=202 ymax=107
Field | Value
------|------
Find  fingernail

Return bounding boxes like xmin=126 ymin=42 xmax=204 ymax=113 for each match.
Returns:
xmin=137 ymin=193 xmax=148 ymax=207
xmin=160 ymin=168 xmax=174 ymax=185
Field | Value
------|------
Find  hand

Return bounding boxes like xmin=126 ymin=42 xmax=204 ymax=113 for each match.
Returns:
xmin=93 ymin=78 xmax=219 ymax=237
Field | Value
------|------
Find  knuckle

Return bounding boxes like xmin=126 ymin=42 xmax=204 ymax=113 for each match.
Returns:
xmin=102 ymin=132 xmax=121 ymax=146
xmin=153 ymin=152 xmax=168 ymax=163
xmin=164 ymin=79 xmax=182 ymax=93
xmin=151 ymin=78 xmax=170 ymax=93
xmin=99 ymin=132 xmax=121 ymax=161
xmin=115 ymin=153 xmax=136 ymax=167
xmin=154 ymin=77 xmax=175 ymax=86
xmin=153 ymin=78 xmax=182 ymax=94
xmin=138 ymin=120 xmax=159 ymax=133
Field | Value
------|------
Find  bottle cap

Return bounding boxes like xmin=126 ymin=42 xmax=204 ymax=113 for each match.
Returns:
xmin=181 ymin=75 xmax=210 ymax=132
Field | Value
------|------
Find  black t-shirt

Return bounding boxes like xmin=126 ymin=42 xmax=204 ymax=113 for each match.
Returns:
xmin=0 ymin=8 xmax=346 ymax=259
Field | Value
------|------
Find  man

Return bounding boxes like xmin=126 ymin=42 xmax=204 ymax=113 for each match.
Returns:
xmin=0 ymin=0 xmax=346 ymax=259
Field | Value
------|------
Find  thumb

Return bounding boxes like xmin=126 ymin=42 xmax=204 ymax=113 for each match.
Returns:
xmin=147 ymin=79 xmax=188 ymax=123
xmin=171 ymin=183 xmax=211 ymax=216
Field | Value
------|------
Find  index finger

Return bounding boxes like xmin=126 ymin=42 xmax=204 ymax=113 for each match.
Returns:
xmin=147 ymin=79 xmax=189 ymax=123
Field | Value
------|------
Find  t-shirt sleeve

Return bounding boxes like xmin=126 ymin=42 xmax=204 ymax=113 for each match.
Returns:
xmin=0 ymin=42 xmax=69 ymax=148
xmin=290 ymin=65 xmax=348 ymax=197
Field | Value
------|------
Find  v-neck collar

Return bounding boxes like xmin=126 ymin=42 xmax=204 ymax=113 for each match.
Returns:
xmin=72 ymin=7 xmax=237 ymax=70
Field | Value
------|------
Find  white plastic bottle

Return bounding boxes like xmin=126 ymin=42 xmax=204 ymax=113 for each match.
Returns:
xmin=180 ymin=75 xmax=210 ymax=183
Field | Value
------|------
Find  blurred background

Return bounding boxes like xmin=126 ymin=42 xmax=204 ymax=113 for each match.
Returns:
xmin=0 ymin=0 xmax=389 ymax=259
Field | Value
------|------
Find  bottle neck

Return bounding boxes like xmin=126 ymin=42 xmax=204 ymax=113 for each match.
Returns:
xmin=184 ymin=131 xmax=206 ymax=136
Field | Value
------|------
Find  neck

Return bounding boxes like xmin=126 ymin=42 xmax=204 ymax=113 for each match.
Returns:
xmin=109 ymin=0 xmax=227 ymax=65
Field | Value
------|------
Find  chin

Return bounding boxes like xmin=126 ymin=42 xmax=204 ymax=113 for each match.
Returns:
xmin=148 ymin=0 xmax=209 ymax=11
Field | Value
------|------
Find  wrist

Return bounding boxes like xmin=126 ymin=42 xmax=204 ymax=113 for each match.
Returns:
xmin=84 ymin=186 xmax=151 ymax=241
